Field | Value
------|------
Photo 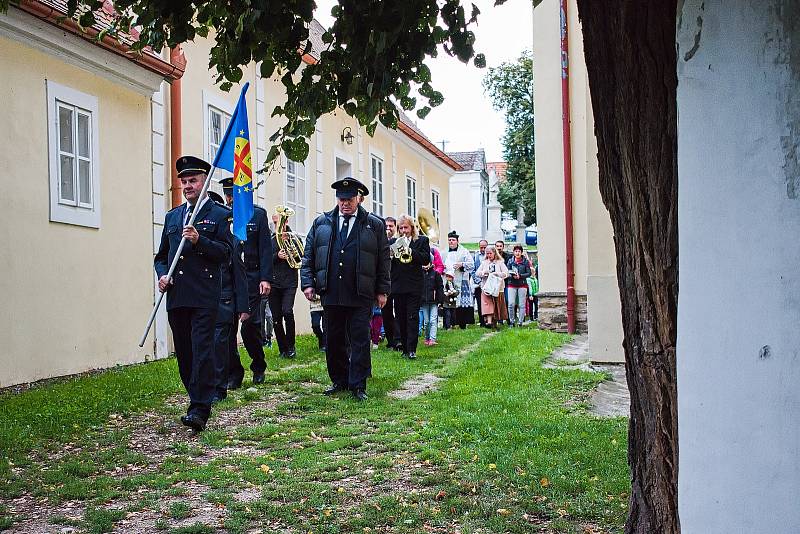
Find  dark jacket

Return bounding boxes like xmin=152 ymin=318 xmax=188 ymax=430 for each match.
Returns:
xmin=271 ymin=233 xmax=299 ymax=289
xmin=217 ymin=204 xmax=250 ymax=315
xmin=389 ymin=234 xmax=431 ymax=295
xmin=505 ymin=255 xmax=532 ymax=288
xmin=420 ymin=268 xmax=444 ymax=305
xmin=154 ymin=199 xmax=231 ymax=310
xmin=300 ymin=205 xmax=391 ymax=300
xmin=242 ymin=206 xmax=274 ymax=292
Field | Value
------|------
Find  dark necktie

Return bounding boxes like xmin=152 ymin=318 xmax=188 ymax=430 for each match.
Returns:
xmin=184 ymin=204 xmax=194 ymax=226
xmin=339 ymin=215 xmax=352 ymax=243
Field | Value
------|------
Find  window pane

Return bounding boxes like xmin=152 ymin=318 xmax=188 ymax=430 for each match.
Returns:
xmin=287 ymin=183 xmax=296 ymax=203
xmin=60 ymin=154 xmax=75 ymax=202
xmin=58 ymin=105 xmax=73 ymax=154
xmin=78 ymin=160 xmax=91 ymax=205
xmin=210 ymin=111 xmax=221 ymax=144
xmin=77 ymin=112 xmax=90 ymax=158
xmin=287 ymin=160 xmax=296 ymax=175
xmin=297 ymin=174 xmax=305 ymax=201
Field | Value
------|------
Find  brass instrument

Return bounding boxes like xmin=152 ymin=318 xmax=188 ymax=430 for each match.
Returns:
xmin=274 ymin=205 xmax=305 ymax=269
xmin=416 ymin=208 xmax=440 ymax=244
xmin=390 ymin=235 xmax=413 ymax=264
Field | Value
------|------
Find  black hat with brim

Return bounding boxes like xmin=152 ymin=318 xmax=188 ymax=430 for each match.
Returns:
xmin=448 ymin=230 xmax=459 ymax=239
xmin=219 ymin=177 xmax=234 ymax=193
xmin=207 ymin=191 xmax=225 ymax=204
xmin=332 ymin=177 xmax=369 ymax=198
xmin=176 ymin=155 xmax=211 ymax=177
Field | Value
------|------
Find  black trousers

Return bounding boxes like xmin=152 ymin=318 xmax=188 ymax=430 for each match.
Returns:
xmin=381 ymin=294 xmax=400 ymax=347
xmin=269 ymin=286 xmax=297 ymax=353
xmin=394 ymin=292 xmax=422 ymax=353
xmin=213 ymin=297 xmax=235 ymax=398
xmin=324 ymin=304 xmax=372 ymax=390
xmin=168 ymin=306 xmax=217 ymax=421
xmin=311 ymin=310 xmax=326 ymax=348
xmin=229 ymin=293 xmax=267 ymax=383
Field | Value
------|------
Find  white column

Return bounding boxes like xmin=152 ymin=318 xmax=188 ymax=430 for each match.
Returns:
xmin=677 ymin=1 xmax=800 ymax=531
xmin=315 ymin=121 xmax=324 ymax=215
xmin=150 ymin=82 xmax=169 ymax=359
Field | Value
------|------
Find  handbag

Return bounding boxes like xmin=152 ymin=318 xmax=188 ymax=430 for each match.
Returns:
xmin=482 ymin=272 xmax=501 ymax=297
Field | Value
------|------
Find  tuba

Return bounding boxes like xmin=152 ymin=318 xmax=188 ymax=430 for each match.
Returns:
xmin=390 ymin=235 xmax=413 ymax=264
xmin=416 ymin=208 xmax=440 ymax=245
xmin=274 ymin=205 xmax=305 ymax=269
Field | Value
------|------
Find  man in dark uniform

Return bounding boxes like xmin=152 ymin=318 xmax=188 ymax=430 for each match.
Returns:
xmin=207 ymin=191 xmax=250 ymax=403
xmin=155 ymin=156 xmax=232 ymax=431
xmin=300 ymin=178 xmax=391 ymax=401
xmin=220 ymin=177 xmax=273 ymax=387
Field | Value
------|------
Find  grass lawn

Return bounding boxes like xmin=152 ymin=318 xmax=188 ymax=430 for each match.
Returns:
xmin=0 ymin=326 xmax=628 ymax=533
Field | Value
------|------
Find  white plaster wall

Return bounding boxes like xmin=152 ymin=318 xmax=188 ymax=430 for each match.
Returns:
xmin=677 ymin=1 xmax=800 ymax=531
xmin=448 ymin=171 xmax=485 ymax=241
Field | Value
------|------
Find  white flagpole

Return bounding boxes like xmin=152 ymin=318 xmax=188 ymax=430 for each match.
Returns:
xmin=138 ymin=165 xmax=219 ymax=348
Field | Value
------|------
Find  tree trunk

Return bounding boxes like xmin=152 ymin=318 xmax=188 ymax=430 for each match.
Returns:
xmin=574 ymin=2 xmax=679 ymax=533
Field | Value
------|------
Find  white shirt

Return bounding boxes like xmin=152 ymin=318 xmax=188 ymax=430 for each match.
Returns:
xmin=337 ymin=213 xmax=354 ymax=239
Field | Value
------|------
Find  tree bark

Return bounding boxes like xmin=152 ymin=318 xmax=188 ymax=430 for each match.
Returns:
xmin=574 ymin=2 xmax=679 ymax=533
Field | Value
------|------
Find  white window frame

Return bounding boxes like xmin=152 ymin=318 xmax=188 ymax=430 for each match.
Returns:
xmin=370 ymin=151 xmax=384 ymax=216
xmin=405 ymin=173 xmax=417 ymax=217
xmin=430 ymin=187 xmax=441 ymax=224
xmin=202 ymin=90 xmax=234 ymax=179
xmin=47 ymin=80 xmax=101 ymax=228
xmin=285 ymin=156 xmax=309 ymax=231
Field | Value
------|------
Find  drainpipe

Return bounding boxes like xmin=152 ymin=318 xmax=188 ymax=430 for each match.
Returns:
xmin=559 ymin=0 xmax=576 ymax=334
xmin=169 ymin=46 xmax=184 ymax=208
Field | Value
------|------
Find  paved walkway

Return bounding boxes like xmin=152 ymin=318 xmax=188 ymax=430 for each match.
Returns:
xmin=543 ymin=335 xmax=630 ymax=418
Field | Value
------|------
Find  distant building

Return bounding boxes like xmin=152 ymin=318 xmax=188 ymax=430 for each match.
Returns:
xmin=447 ymin=149 xmax=489 ymax=242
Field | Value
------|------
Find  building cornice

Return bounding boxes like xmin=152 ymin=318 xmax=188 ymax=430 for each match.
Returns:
xmin=2 ymin=1 xmax=183 ymax=93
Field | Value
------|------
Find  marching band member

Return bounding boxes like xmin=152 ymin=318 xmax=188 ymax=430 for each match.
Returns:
xmin=154 ymin=156 xmax=232 ymax=431
xmin=220 ymin=177 xmax=273 ymax=387
xmin=389 ymin=214 xmax=431 ymax=360
xmin=269 ymin=213 xmax=299 ymax=359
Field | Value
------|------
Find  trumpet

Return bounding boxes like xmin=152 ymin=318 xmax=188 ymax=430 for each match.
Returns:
xmin=274 ymin=205 xmax=305 ymax=269
xmin=390 ymin=235 xmax=413 ymax=264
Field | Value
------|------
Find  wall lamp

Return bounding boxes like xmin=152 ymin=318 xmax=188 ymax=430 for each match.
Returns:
xmin=341 ymin=126 xmax=354 ymax=145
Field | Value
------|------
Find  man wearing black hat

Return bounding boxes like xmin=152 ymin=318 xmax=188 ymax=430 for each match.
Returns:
xmin=155 ymin=156 xmax=233 ymax=431
xmin=219 ymin=177 xmax=273 ymax=388
xmin=206 ymin=191 xmax=250 ymax=403
xmin=300 ymin=177 xmax=391 ymax=401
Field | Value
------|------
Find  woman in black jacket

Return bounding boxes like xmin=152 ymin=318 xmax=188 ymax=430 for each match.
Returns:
xmin=390 ymin=214 xmax=431 ymax=359
xmin=269 ymin=214 xmax=299 ymax=358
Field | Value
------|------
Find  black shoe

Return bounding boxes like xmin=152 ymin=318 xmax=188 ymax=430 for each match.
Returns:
xmin=319 ymin=346 xmax=327 ymax=353
xmin=407 ymin=352 xmax=416 ymax=360
xmin=287 ymin=349 xmax=296 ymax=359
xmin=180 ymin=414 xmax=206 ymax=432
xmin=352 ymin=389 xmax=368 ymax=401
xmin=323 ymin=384 xmax=347 ymax=396
xmin=227 ymin=379 xmax=243 ymax=390
xmin=253 ymin=373 xmax=265 ymax=385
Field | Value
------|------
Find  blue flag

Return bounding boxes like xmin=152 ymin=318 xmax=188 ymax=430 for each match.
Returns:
xmin=213 ymin=82 xmax=253 ymax=242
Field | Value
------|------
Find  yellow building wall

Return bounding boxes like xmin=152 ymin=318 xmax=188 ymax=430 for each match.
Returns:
xmin=0 ymin=37 xmax=155 ymax=386
xmin=175 ymin=38 xmax=454 ymax=338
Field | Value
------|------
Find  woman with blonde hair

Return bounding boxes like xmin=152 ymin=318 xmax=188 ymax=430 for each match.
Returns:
xmin=390 ymin=214 xmax=431 ymax=359
xmin=476 ymin=245 xmax=509 ymax=329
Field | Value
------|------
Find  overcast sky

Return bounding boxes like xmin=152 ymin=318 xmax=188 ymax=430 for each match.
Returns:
xmin=314 ymin=0 xmax=533 ymax=162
